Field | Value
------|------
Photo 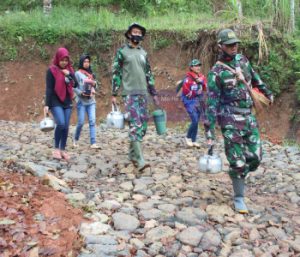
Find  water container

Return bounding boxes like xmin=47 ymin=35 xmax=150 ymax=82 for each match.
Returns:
xmin=106 ymin=104 xmax=125 ymax=129
xmin=152 ymin=109 xmax=167 ymax=135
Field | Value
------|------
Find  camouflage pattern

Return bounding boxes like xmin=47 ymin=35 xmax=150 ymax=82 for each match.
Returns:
xmin=206 ymin=53 xmax=272 ymax=178
xmin=124 ymin=95 xmax=148 ymax=142
xmin=222 ymin=114 xmax=262 ymax=178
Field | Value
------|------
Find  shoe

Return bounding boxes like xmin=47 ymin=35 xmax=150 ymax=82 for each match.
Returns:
xmin=61 ymin=151 xmax=71 ymax=161
xmin=90 ymin=144 xmax=101 ymax=149
xmin=232 ymin=177 xmax=249 ymax=214
xmin=193 ymin=142 xmax=200 ymax=148
xmin=73 ymin=140 xmax=78 ymax=148
xmin=185 ymin=137 xmax=193 ymax=147
xmin=52 ymin=149 xmax=62 ymax=160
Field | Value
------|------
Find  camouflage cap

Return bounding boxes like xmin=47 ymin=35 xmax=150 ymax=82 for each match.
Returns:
xmin=217 ymin=29 xmax=241 ymax=45
xmin=189 ymin=59 xmax=202 ymax=67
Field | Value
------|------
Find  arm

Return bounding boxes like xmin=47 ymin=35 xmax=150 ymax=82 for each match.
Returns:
xmin=145 ymin=55 xmax=157 ymax=96
xmin=73 ymin=72 xmax=83 ymax=96
xmin=206 ymin=71 xmax=221 ymax=140
xmin=247 ymin=60 xmax=273 ymax=99
xmin=111 ymin=48 xmax=124 ymax=96
xmin=45 ymin=69 xmax=55 ymax=107
xmin=182 ymin=77 xmax=193 ymax=97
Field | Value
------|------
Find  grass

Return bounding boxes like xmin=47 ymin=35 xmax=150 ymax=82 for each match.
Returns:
xmin=0 ymin=6 xmax=230 ymax=43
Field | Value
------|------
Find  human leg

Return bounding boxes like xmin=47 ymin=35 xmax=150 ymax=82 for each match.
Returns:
xmin=222 ymin=128 xmax=248 ymax=213
xmin=74 ymin=102 xmax=85 ymax=143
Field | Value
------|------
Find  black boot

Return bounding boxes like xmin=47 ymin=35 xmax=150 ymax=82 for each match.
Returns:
xmin=232 ymin=177 xmax=248 ymax=214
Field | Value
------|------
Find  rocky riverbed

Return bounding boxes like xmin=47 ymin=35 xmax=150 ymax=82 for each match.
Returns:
xmin=0 ymin=120 xmax=299 ymax=257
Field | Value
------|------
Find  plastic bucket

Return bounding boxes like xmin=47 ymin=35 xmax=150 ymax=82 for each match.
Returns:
xmin=152 ymin=109 xmax=167 ymax=135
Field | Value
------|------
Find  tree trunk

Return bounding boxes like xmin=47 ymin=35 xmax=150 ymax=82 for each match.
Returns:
xmin=43 ymin=0 xmax=52 ymax=15
xmin=289 ymin=0 xmax=295 ymax=33
xmin=236 ymin=0 xmax=243 ymax=20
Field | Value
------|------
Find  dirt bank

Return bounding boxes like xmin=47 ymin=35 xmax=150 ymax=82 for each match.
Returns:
xmin=0 ymin=35 xmax=298 ymax=143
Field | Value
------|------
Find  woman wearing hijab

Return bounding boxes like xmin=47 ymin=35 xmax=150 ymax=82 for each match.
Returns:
xmin=44 ymin=47 xmax=77 ymax=161
xmin=73 ymin=54 xmax=100 ymax=149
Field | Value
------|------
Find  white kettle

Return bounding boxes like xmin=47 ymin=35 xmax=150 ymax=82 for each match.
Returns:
xmin=40 ymin=110 xmax=55 ymax=132
xmin=198 ymin=145 xmax=222 ymax=174
xmin=106 ymin=104 xmax=125 ymax=129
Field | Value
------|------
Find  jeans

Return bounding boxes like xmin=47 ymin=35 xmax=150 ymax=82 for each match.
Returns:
xmin=51 ymin=106 xmax=72 ymax=150
xmin=182 ymin=96 xmax=201 ymax=142
xmin=74 ymin=102 xmax=96 ymax=144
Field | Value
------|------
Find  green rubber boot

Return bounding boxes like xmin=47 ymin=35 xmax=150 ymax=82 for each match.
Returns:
xmin=132 ymin=141 xmax=150 ymax=171
xmin=232 ymin=177 xmax=249 ymax=214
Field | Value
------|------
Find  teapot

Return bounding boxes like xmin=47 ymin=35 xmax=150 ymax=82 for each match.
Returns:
xmin=40 ymin=111 xmax=55 ymax=132
xmin=198 ymin=145 xmax=222 ymax=174
xmin=106 ymin=104 xmax=125 ymax=129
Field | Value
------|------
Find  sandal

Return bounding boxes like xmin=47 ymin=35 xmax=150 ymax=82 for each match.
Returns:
xmin=52 ymin=149 xmax=62 ymax=160
xmin=61 ymin=151 xmax=71 ymax=161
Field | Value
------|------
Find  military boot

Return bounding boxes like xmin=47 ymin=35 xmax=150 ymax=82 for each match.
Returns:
xmin=231 ymin=177 xmax=249 ymax=214
xmin=132 ymin=141 xmax=150 ymax=171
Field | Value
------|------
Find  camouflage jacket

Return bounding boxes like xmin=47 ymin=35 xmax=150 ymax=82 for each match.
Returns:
xmin=111 ymin=43 xmax=157 ymax=96
xmin=206 ymin=54 xmax=273 ymax=139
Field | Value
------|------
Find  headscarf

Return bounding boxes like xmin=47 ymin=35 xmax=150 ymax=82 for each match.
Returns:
xmin=50 ymin=47 xmax=74 ymax=102
xmin=78 ymin=54 xmax=95 ymax=79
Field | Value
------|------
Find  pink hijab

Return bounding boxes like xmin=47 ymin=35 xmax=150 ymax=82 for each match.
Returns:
xmin=50 ymin=48 xmax=74 ymax=102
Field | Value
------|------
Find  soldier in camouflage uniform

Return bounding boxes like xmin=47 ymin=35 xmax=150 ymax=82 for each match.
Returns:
xmin=206 ymin=29 xmax=274 ymax=214
xmin=111 ymin=23 xmax=159 ymax=171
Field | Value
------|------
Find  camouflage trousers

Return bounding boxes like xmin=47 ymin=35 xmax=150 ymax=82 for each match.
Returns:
xmin=124 ymin=95 xmax=148 ymax=142
xmin=221 ymin=114 xmax=262 ymax=179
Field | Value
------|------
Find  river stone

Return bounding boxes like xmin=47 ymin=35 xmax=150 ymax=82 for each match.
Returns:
xmin=139 ymin=209 xmax=162 ymax=220
xmin=206 ymin=204 xmax=235 ymax=217
xmin=177 ymin=226 xmax=203 ymax=246
xmin=112 ymin=212 xmax=140 ymax=231
xmin=199 ymin=230 xmax=221 ymax=251
xmin=145 ymin=226 xmax=176 ymax=243
xmin=63 ymin=171 xmax=88 ymax=179
xmin=80 ymin=222 xmax=111 ymax=236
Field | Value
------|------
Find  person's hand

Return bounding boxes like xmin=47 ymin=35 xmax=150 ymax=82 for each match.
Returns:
xmin=44 ymin=106 xmax=49 ymax=116
xmin=111 ymin=96 xmax=117 ymax=105
xmin=62 ymin=69 xmax=70 ymax=76
xmin=207 ymin=138 xmax=214 ymax=146
xmin=186 ymin=91 xmax=193 ymax=98
xmin=91 ymin=87 xmax=96 ymax=95
xmin=153 ymin=95 xmax=160 ymax=106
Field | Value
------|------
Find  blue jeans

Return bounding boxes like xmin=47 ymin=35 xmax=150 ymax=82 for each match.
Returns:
xmin=74 ymin=102 xmax=96 ymax=144
xmin=182 ymin=96 xmax=201 ymax=142
xmin=51 ymin=106 xmax=72 ymax=150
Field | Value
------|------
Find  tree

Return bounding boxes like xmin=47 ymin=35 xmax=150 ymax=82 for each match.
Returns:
xmin=43 ymin=0 xmax=52 ymax=16
xmin=289 ymin=0 xmax=295 ymax=33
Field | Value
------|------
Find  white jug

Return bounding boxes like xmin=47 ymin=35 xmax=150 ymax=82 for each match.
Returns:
xmin=106 ymin=104 xmax=125 ymax=129
xmin=198 ymin=145 xmax=222 ymax=174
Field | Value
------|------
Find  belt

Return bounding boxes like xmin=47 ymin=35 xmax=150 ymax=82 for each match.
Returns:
xmin=223 ymin=106 xmax=251 ymax=115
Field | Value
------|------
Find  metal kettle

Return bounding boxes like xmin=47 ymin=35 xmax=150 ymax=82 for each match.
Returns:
xmin=106 ymin=104 xmax=125 ymax=129
xmin=198 ymin=145 xmax=222 ymax=174
xmin=40 ymin=111 xmax=55 ymax=132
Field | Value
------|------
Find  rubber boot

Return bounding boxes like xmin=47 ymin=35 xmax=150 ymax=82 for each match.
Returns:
xmin=132 ymin=141 xmax=150 ymax=171
xmin=231 ymin=177 xmax=249 ymax=214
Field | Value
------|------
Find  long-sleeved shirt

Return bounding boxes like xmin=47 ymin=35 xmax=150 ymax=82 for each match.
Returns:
xmin=206 ymin=54 xmax=273 ymax=139
xmin=74 ymin=70 xmax=98 ymax=105
xmin=182 ymin=71 xmax=207 ymax=98
xmin=111 ymin=43 xmax=157 ymax=96
xmin=45 ymin=68 xmax=78 ymax=108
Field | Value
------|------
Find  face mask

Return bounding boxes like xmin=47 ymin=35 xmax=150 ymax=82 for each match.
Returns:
xmin=130 ymin=35 xmax=143 ymax=44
